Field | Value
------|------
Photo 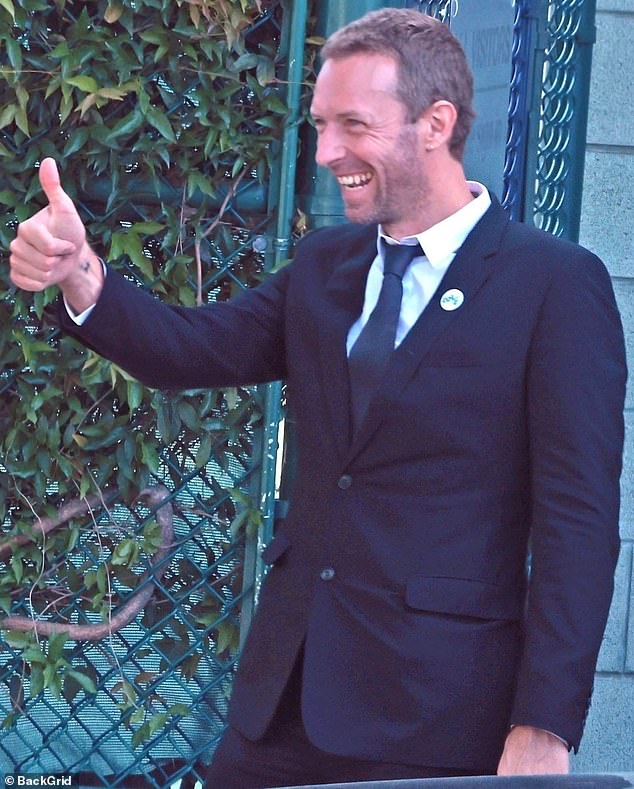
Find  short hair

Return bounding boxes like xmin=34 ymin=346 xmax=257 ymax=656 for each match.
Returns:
xmin=321 ymin=9 xmax=475 ymax=160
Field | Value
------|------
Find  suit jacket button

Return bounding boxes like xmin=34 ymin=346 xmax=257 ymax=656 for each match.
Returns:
xmin=337 ymin=474 xmax=352 ymax=489
xmin=320 ymin=567 xmax=336 ymax=581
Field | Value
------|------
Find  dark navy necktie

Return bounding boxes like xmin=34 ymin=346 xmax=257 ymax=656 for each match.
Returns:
xmin=348 ymin=240 xmax=422 ymax=434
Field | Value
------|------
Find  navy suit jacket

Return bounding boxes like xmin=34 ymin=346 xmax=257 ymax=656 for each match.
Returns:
xmin=60 ymin=199 xmax=627 ymax=771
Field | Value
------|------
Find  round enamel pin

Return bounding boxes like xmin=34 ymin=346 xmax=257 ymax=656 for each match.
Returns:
xmin=439 ymin=288 xmax=465 ymax=311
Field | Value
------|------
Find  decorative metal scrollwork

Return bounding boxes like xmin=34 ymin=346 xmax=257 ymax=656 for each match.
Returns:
xmin=534 ymin=0 xmax=587 ymax=236
xmin=408 ymin=0 xmax=458 ymax=22
xmin=502 ymin=0 xmax=532 ymax=220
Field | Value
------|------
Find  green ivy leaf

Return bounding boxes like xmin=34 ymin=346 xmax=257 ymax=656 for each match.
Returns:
xmin=47 ymin=631 xmax=69 ymax=663
xmin=145 ymin=107 xmax=176 ymax=143
xmin=6 ymin=37 xmax=22 ymax=72
xmin=0 ymin=104 xmax=17 ymax=130
xmin=195 ymin=434 xmax=212 ymax=468
xmin=66 ymin=75 xmax=99 ymax=93
xmin=10 ymin=556 xmax=23 ymax=585
xmin=111 ymin=538 xmax=139 ymax=567
xmin=104 ymin=2 xmax=124 ymax=25
xmin=256 ymin=56 xmax=275 ymax=87
xmin=3 ymin=630 xmax=32 ymax=649
xmin=66 ymin=668 xmax=98 ymax=695
xmin=131 ymin=722 xmax=150 ymax=749
xmin=63 ymin=127 xmax=90 ymax=157
xmin=126 ymin=380 xmax=144 ymax=412
xmin=0 ymin=0 xmax=15 ymax=21
xmin=30 ymin=664 xmax=44 ymax=698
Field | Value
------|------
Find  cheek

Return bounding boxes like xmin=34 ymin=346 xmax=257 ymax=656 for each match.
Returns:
xmin=353 ymin=131 xmax=401 ymax=161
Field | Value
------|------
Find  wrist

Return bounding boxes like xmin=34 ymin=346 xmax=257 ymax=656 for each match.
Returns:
xmin=509 ymin=725 xmax=569 ymax=750
xmin=498 ymin=725 xmax=570 ymax=776
xmin=59 ymin=243 xmax=104 ymax=313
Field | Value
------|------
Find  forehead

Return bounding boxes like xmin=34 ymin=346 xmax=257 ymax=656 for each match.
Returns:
xmin=310 ymin=52 xmax=401 ymax=116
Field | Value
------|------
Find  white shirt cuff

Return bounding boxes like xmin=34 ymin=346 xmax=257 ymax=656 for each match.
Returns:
xmin=65 ymin=298 xmax=96 ymax=325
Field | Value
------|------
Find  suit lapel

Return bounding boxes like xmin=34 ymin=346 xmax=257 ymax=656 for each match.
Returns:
xmin=317 ymin=227 xmax=377 ymax=458
xmin=345 ymin=199 xmax=510 ymax=462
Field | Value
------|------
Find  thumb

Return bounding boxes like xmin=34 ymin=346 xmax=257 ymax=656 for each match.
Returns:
xmin=39 ymin=157 xmax=75 ymax=212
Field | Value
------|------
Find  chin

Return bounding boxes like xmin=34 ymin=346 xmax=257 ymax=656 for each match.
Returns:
xmin=344 ymin=206 xmax=379 ymax=226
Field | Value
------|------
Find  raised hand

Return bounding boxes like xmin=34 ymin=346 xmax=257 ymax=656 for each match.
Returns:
xmin=9 ymin=158 xmax=103 ymax=311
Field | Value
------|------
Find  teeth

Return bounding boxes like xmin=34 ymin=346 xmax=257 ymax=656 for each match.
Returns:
xmin=337 ymin=172 xmax=373 ymax=188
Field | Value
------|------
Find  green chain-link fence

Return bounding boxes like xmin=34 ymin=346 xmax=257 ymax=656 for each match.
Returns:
xmin=0 ymin=1 xmax=309 ymax=785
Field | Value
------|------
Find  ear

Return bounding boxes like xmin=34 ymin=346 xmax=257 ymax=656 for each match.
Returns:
xmin=418 ymin=100 xmax=458 ymax=152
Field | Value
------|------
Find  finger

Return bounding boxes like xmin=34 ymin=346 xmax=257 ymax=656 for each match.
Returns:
xmin=9 ymin=247 xmax=52 ymax=281
xmin=10 ymin=237 xmax=73 ymax=285
xmin=38 ymin=158 xmax=62 ymax=202
xmin=9 ymin=256 xmax=51 ymax=290
xmin=9 ymin=270 xmax=51 ymax=292
xmin=38 ymin=157 xmax=76 ymax=213
xmin=12 ymin=216 xmax=76 ymax=258
xmin=9 ymin=251 xmax=72 ymax=290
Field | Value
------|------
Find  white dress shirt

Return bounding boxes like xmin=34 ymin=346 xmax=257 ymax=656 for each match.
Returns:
xmin=346 ymin=182 xmax=491 ymax=355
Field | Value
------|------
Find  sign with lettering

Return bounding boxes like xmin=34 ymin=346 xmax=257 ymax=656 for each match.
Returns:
xmin=450 ymin=0 xmax=515 ymax=199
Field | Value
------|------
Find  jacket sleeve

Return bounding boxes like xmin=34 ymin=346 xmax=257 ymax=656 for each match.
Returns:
xmin=57 ymin=262 xmax=292 ymax=390
xmin=510 ymin=248 xmax=627 ymax=751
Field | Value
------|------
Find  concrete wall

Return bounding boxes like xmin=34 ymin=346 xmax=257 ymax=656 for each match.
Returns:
xmin=573 ymin=0 xmax=634 ymax=772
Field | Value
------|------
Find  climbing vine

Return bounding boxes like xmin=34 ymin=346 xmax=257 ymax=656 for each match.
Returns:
xmin=0 ymin=0 xmax=298 ymax=772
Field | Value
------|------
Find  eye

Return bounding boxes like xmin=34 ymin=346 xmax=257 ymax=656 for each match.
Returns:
xmin=344 ymin=118 xmax=366 ymax=131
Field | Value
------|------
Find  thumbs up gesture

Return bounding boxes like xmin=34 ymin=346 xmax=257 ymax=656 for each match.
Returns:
xmin=9 ymin=158 xmax=103 ymax=311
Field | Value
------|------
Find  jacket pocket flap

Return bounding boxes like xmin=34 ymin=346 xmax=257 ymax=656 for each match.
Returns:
xmin=405 ymin=576 xmax=522 ymax=621
xmin=261 ymin=532 xmax=291 ymax=565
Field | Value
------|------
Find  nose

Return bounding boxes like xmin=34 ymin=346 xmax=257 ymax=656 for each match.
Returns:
xmin=315 ymin=125 xmax=345 ymax=170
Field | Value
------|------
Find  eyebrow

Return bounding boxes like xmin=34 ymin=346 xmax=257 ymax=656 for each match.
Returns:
xmin=310 ymin=110 xmax=370 ymax=122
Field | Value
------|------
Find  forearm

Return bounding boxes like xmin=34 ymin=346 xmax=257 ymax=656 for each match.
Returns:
xmin=58 ymin=264 xmax=289 ymax=390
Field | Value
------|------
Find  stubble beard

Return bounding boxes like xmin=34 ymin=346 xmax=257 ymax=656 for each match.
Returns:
xmin=345 ymin=128 xmax=428 ymax=233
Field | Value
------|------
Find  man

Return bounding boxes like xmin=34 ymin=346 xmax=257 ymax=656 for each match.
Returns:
xmin=9 ymin=9 xmax=626 ymax=787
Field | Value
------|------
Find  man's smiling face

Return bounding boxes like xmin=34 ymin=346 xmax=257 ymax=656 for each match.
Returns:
xmin=311 ymin=52 xmax=430 ymax=239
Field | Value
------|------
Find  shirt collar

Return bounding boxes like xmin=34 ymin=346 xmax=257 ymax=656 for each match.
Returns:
xmin=378 ymin=182 xmax=492 ymax=269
